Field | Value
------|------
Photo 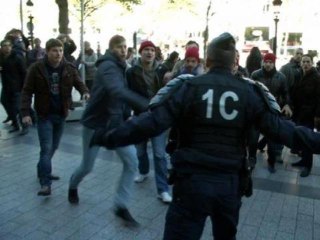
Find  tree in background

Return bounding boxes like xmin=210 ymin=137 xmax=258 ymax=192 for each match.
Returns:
xmin=55 ymin=0 xmax=141 ymax=34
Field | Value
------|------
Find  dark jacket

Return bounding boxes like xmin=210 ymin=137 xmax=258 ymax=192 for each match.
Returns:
xmin=126 ymin=59 xmax=164 ymax=115
xmin=0 ymin=51 xmax=26 ymax=92
xmin=279 ymin=58 xmax=302 ymax=98
xmin=81 ymin=50 xmax=148 ymax=129
xmin=20 ymin=58 xmax=89 ymax=118
xmin=251 ymin=68 xmax=289 ymax=107
xmin=291 ymin=67 xmax=320 ymax=122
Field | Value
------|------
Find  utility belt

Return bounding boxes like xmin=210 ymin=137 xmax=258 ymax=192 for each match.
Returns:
xmin=168 ymin=156 xmax=255 ymax=198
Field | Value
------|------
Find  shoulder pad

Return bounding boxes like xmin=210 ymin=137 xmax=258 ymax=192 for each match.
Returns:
xmin=242 ymin=77 xmax=280 ymax=113
xmin=149 ymin=74 xmax=194 ymax=108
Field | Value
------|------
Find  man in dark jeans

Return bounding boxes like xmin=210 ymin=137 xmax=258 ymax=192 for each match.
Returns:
xmin=20 ymin=38 xmax=89 ymax=196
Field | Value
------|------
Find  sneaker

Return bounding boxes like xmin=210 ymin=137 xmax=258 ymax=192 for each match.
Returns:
xmin=114 ymin=207 xmax=140 ymax=228
xmin=158 ymin=192 xmax=172 ymax=203
xmin=300 ymin=167 xmax=311 ymax=177
xmin=68 ymin=188 xmax=79 ymax=204
xmin=37 ymin=186 xmax=51 ymax=196
xmin=134 ymin=174 xmax=148 ymax=183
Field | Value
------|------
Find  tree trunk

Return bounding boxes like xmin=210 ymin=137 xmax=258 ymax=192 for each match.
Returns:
xmin=56 ymin=0 xmax=69 ymax=34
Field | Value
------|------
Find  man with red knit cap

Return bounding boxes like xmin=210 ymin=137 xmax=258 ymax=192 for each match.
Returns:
xmin=126 ymin=40 xmax=172 ymax=203
xmin=174 ymin=47 xmax=204 ymax=77
xmin=249 ymin=52 xmax=292 ymax=173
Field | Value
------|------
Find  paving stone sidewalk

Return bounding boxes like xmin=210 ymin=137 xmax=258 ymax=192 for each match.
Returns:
xmin=1 ymin=104 xmax=320 ymax=239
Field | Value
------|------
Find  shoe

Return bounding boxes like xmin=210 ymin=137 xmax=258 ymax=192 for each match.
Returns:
xmin=267 ymin=165 xmax=276 ymax=174
xmin=134 ymin=174 xmax=148 ymax=183
xmin=2 ymin=117 xmax=10 ymax=123
xmin=300 ymin=167 xmax=311 ymax=177
xmin=68 ymin=189 xmax=79 ymax=204
xmin=37 ymin=186 xmax=51 ymax=196
xmin=291 ymin=160 xmax=305 ymax=167
xmin=114 ymin=207 xmax=140 ymax=228
xmin=275 ymin=155 xmax=283 ymax=163
xmin=19 ymin=126 xmax=29 ymax=136
xmin=8 ymin=126 xmax=19 ymax=133
xmin=49 ymin=175 xmax=60 ymax=180
xmin=158 ymin=192 xmax=172 ymax=203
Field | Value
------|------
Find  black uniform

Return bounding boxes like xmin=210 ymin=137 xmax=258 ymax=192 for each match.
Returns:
xmin=91 ymin=33 xmax=320 ymax=240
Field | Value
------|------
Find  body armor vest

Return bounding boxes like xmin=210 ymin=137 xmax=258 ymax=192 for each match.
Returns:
xmin=174 ymin=71 xmax=249 ymax=172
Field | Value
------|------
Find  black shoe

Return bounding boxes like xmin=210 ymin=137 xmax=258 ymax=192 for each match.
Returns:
xmin=2 ymin=117 xmax=10 ymax=123
xmin=114 ymin=207 xmax=140 ymax=228
xmin=49 ymin=175 xmax=60 ymax=180
xmin=38 ymin=186 xmax=51 ymax=196
xmin=268 ymin=165 xmax=276 ymax=173
xmin=291 ymin=160 xmax=305 ymax=167
xmin=20 ymin=126 xmax=29 ymax=136
xmin=68 ymin=189 xmax=79 ymax=204
xmin=300 ymin=167 xmax=311 ymax=177
xmin=8 ymin=126 xmax=19 ymax=133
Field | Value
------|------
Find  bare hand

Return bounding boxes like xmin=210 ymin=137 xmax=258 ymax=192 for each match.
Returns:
xmin=22 ymin=116 xmax=32 ymax=126
xmin=281 ymin=104 xmax=293 ymax=118
xmin=82 ymin=93 xmax=90 ymax=101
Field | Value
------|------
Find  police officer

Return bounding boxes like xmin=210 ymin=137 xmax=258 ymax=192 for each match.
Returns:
xmin=90 ymin=33 xmax=320 ymax=240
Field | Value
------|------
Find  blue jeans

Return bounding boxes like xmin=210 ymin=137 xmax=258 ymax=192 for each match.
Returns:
xmin=69 ymin=126 xmax=138 ymax=209
xmin=163 ymin=173 xmax=241 ymax=240
xmin=136 ymin=132 xmax=169 ymax=194
xmin=37 ymin=114 xmax=65 ymax=187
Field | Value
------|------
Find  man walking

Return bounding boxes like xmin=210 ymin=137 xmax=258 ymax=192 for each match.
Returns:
xmin=20 ymin=38 xmax=89 ymax=196
xmin=68 ymin=35 xmax=148 ymax=227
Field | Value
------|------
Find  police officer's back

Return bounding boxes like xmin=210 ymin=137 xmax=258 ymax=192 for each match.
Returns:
xmin=91 ymin=33 xmax=320 ymax=240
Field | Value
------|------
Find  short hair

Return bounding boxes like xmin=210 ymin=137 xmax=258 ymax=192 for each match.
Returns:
xmin=186 ymin=40 xmax=199 ymax=48
xmin=1 ymin=39 xmax=12 ymax=47
xmin=108 ymin=35 xmax=126 ymax=49
xmin=301 ymin=54 xmax=313 ymax=62
xmin=45 ymin=38 xmax=63 ymax=51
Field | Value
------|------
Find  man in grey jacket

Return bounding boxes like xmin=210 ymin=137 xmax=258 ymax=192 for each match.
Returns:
xmin=68 ymin=35 xmax=148 ymax=227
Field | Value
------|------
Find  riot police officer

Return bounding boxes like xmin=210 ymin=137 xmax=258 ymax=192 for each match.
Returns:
xmin=90 ymin=32 xmax=320 ymax=240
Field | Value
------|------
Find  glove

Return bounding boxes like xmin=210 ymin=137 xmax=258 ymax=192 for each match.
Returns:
xmin=314 ymin=117 xmax=320 ymax=131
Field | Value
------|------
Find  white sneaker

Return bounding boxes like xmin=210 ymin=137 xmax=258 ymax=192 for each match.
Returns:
xmin=158 ymin=192 xmax=172 ymax=203
xmin=134 ymin=174 xmax=148 ymax=183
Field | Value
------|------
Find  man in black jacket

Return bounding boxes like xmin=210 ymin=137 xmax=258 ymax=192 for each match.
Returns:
xmin=0 ymin=39 xmax=26 ymax=132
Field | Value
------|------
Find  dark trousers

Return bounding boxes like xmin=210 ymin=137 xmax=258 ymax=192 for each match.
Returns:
xmin=297 ymin=120 xmax=314 ymax=169
xmin=163 ymin=173 xmax=241 ymax=240
xmin=1 ymin=89 xmax=21 ymax=124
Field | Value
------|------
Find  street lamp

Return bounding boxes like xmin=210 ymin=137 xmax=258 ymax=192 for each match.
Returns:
xmin=26 ymin=0 xmax=34 ymax=49
xmin=272 ymin=0 xmax=282 ymax=55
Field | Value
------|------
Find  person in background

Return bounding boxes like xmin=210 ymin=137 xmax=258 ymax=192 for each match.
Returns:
xmin=158 ymin=51 xmax=179 ymax=84
xmin=235 ymin=49 xmax=248 ymax=77
xmin=57 ymin=34 xmax=77 ymax=64
xmin=125 ymin=47 xmax=137 ymax=67
xmin=174 ymin=47 xmax=205 ymax=77
xmin=126 ymin=40 xmax=172 ymax=203
xmin=246 ymin=46 xmax=262 ymax=76
xmin=20 ymin=38 xmax=89 ymax=196
xmin=77 ymin=41 xmax=97 ymax=90
xmin=27 ymin=38 xmax=46 ymax=67
xmin=290 ymin=54 xmax=320 ymax=177
xmin=68 ymin=35 xmax=148 ymax=227
xmin=250 ymin=53 xmax=292 ymax=173
xmin=0 ymin=39 xmax=27 ymax=132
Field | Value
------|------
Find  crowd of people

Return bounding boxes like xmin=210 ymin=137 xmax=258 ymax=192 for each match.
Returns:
xmin=1 ymin=27 xmax=320 ymax=239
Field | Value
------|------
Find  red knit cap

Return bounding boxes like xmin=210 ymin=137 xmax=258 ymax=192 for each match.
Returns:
xmin=263 ymin=53 xmax=276 ymax=63
xmin=185 ymin=47 xmax=200 ymax=62
xmin=139 ymin=40 xmax=156 ymax=53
